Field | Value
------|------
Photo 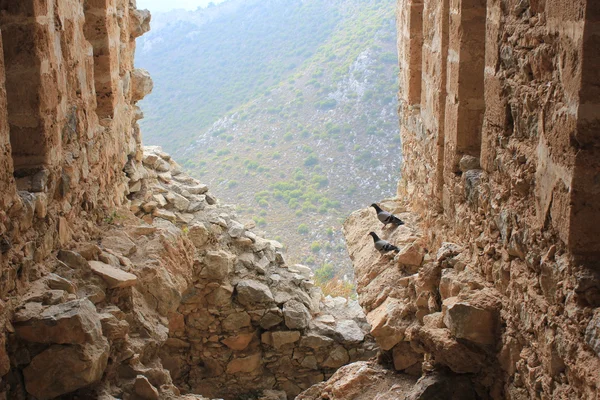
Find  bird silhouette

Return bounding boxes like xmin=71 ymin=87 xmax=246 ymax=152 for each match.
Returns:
xmin=368 ymin=232 xmax=399 ymax=253
xmin=371 ymin=203 xmax=404 ymax=228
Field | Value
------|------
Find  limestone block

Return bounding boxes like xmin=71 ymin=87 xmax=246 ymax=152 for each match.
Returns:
xmin=152 ymin=194 xmax=168 ymax=207
xmin=292 ymin=264 xmax=313 ymax=279
xmin=99 ymin=313 xmax=129 ymax=340
xmin=14 ymin=299 xmax=103 ymax=345
xmin=101 ymin=232 xmax=137 ymax=257
xmin=165 ymin=191 xmax=190 ymax=211
xmin=186 ymin=310 xmax=215 ymax=330
xmin=131 ymin=68 xmax=153 ymax=102
xmin=334 ymin=319 xmax=365 ymax=344
xmin=283 ymin=299 xmax=310 ymax=330
xmin=228 ymin=220 xmax=246 ymax=238
xmin=260 ymin=309 xmax=283 ymax=329
xmin=23 ymin=341 xmax=109 ymax=400
xmin=205 ymin=193 xmax=217 ymax=205
xmin=299 ymin=333 xmax=334 ymax=349
xmin=206 ymin=284 xmax=233 ymax=307
xmin=236 ymin=279 xmax=275 ymax=306
xmin=322 ymin=345 xmax=349 ymax=368
xmin=187 ymin=199 xmax=206 ymax=212
xmin=392 ymin=341 xmax=421 ymax=371
xmin=301 ymin=355 xmax=319 ymax=370
xmin=188 ymin=223 xmax=210 ymax=247
xmin=222 ymin=312 xmax=251 ymax=332
xmin=152 ymin=208 xmax=177 ymax=222
xmin=134 ymin=375 xmax=159 ymax=400
xmin=155 ymin=158 xmax=171 ymax=173
xmin=271 ymin=331 xmax=301 ymax=349
xmin=186 ymin=183 xmax=208 ymax=194
xmin=226 ymin=353 xmax=262 ymax=374
xmin=442 ymin=297 xmax=497 ymax=345
xmin=418 ymin=327 xmax=484 ymax=373
xmin=58 ymin=217 xmax=72 ymax=246
xmin=366 ymin=297 xmax=408 ymax=350
xmin=44 ymin=273 xmax=77 ymax=294
xmin=395 ymin=243 xmax=424 ymax=268
xmin=142 ymin=201 xmax=158 ymax=213
xmin=89 ymin=261 xmax=138 ymax=289
xmin=202 ymin=250 xmax=235 ymax=280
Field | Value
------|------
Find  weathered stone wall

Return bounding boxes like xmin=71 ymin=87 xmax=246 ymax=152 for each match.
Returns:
xmin=393 ymin=0 xmax=600 ymax=398
xmin=0 ymin=0 xmax=150 ymax=300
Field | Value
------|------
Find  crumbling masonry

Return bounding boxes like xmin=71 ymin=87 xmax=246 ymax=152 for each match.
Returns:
xmin=304 ymin=0 xmax=599 ymax=398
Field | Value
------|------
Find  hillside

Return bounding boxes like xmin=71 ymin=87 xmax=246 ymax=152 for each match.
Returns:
xmin=135 ymin=0 xmax=401 ymax=284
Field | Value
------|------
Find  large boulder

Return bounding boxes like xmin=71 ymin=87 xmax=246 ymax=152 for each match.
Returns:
xmin=14 ymin=299 xmax=104 ymax=344
xmin=23 ymin=341 xmax=109 ymax=399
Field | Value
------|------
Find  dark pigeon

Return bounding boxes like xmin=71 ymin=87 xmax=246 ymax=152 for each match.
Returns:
xmin=371 ymin=203 xmax=404 ymax=228
xmin=368 ymin=232 xmax=399 ymax=253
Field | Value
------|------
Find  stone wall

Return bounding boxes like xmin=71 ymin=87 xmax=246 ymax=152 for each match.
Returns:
xmin=392 ymin=0 xmax=600 ymax=398
xmin=0 ymin=0 xmax=152 ymax=297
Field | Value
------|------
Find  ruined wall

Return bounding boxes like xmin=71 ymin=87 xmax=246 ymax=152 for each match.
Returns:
xmin=0 ymin=0 xmax=156 ymax=397
xmin=0 ymin=0 xmax=151 ymax=296
xmin=395 ymin=0 xmax=600 ymax=398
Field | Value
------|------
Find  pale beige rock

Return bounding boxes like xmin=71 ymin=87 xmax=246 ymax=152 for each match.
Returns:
xmin=395 ymin=243 xmax=424 ymax=267
xmin=102 ymin=232 xmax=137 ymax=256
xmin=202 ymin=250 xmax=235 ymax=280
xmin=366 ymin=297 xmax=408 ymax=350
xmin=188 ymin=222 xmax=210 ymax=247
xmin=89 ymin=261 xmax=138 ymax=289
xmin=131 ymin=68 xmax=153 ymax=101
xmin=442 ymin=296 xmax=498 ymax=345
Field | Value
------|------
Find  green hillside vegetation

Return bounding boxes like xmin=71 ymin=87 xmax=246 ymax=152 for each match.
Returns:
xmin=136 ymin=0 xmax=401 ymax=282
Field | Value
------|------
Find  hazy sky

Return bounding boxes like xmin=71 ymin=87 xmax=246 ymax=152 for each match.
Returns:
xmin=137 ymin=0 xmax=226 ymax=13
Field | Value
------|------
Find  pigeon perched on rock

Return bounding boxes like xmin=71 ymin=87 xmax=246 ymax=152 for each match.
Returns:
xmin=368 ymin=232 xmax=399 ymax=253
xmin=371 ymin=203 xmax=404 ymax=228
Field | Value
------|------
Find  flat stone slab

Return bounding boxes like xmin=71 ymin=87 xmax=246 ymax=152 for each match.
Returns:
xmin=89 ymin=261 xmax=137 ymax=289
